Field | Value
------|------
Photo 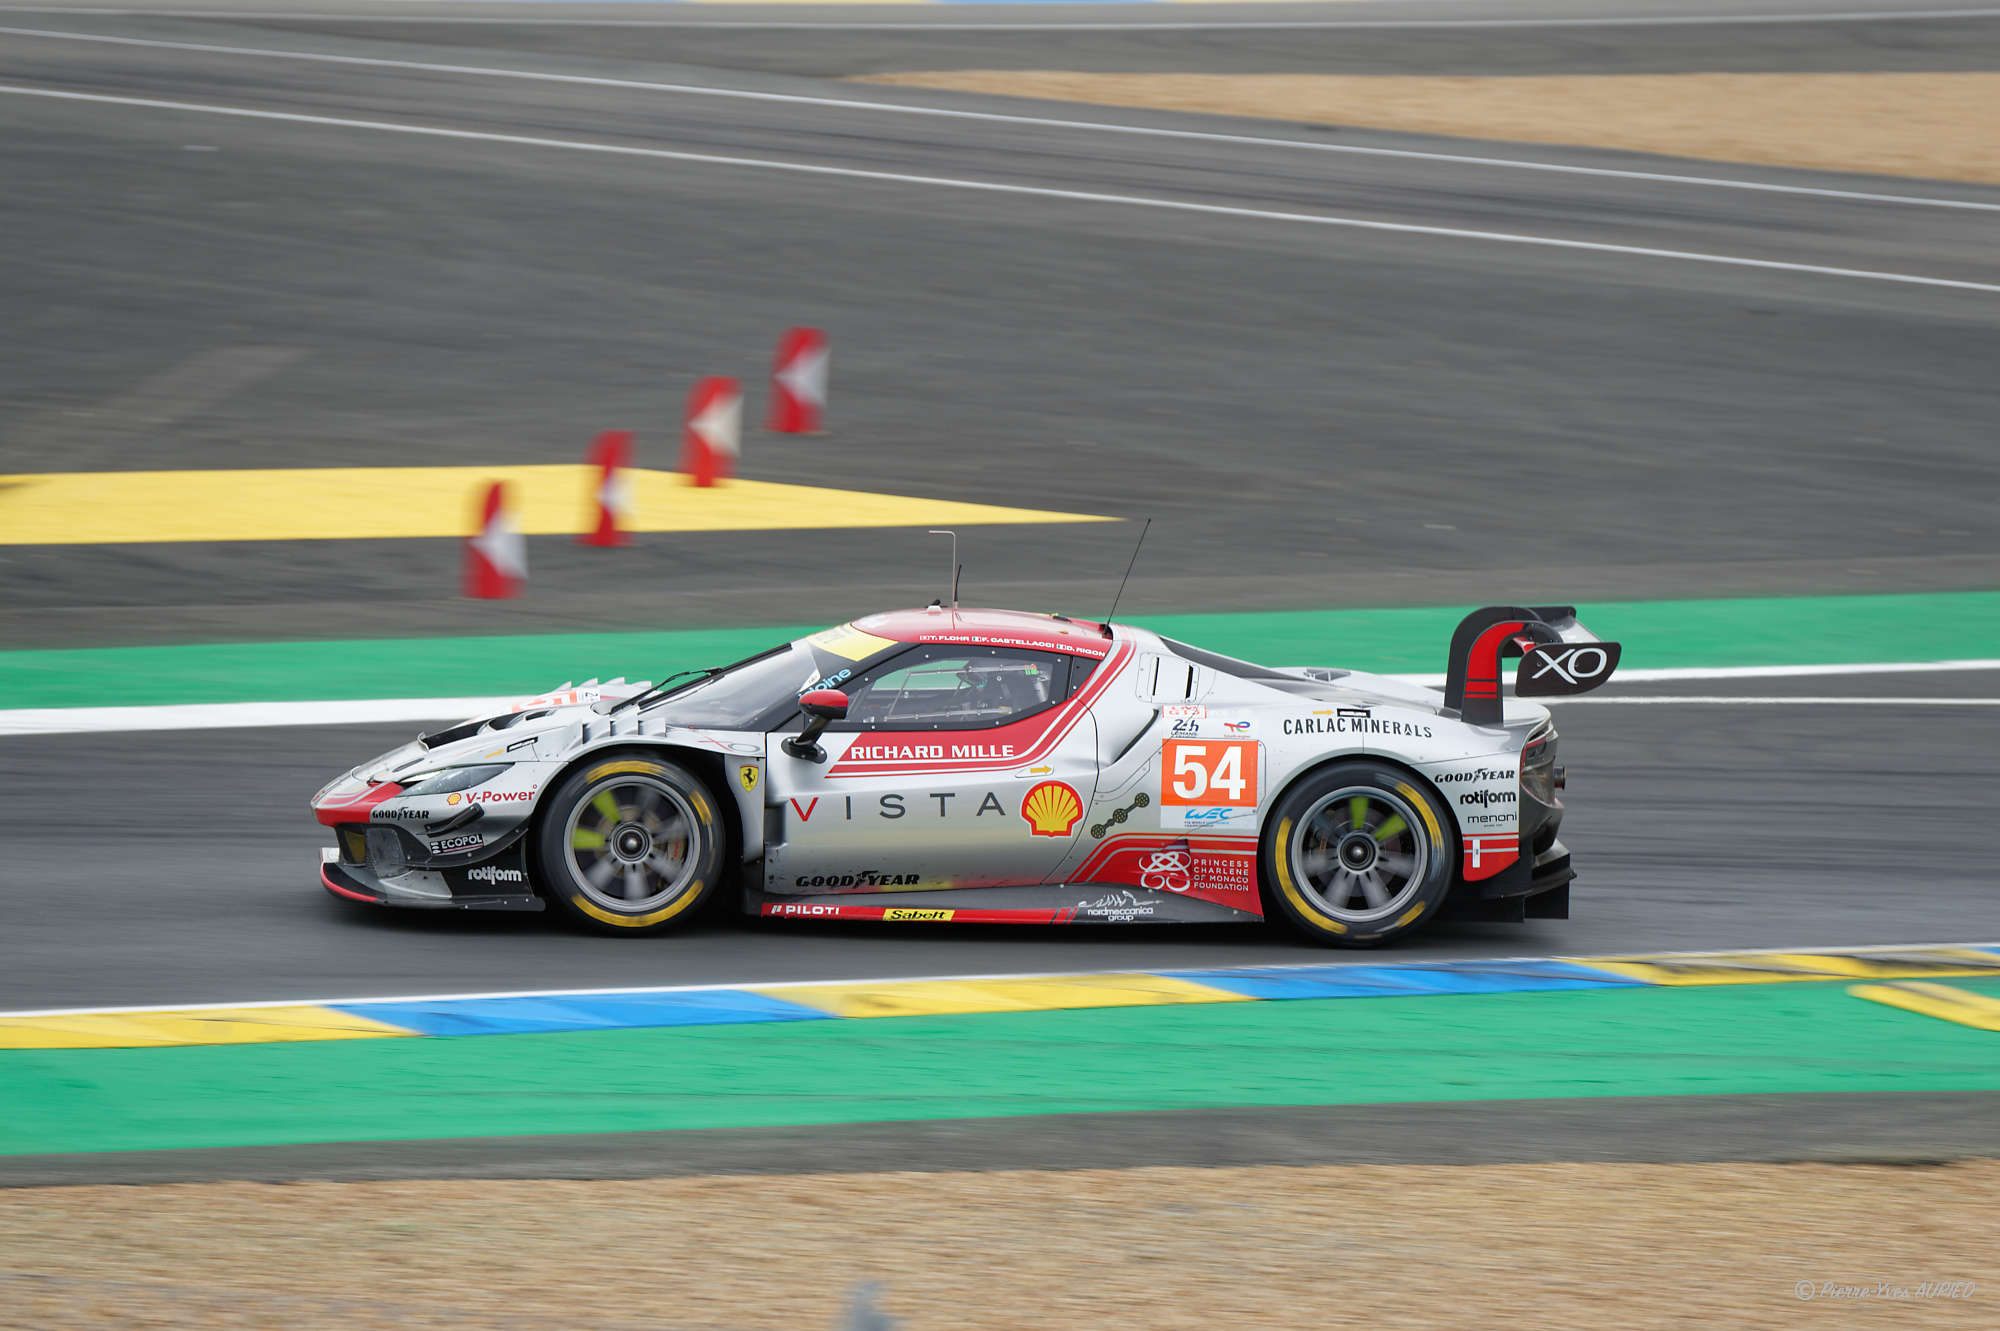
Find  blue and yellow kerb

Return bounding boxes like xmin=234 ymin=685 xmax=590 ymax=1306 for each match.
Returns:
xmin=5 ymin=946 xmax=1999 ymax=1051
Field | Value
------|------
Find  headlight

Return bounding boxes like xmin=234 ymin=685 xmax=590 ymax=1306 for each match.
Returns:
xmin=314 ymin=772 xmax=367 ymax=804
xmin=1521 ymin=727 xmax=1559 ymax=805
xmin=400 ymin=764 xmax=508 ymax=797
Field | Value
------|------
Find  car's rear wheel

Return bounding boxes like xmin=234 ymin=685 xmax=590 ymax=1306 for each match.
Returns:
xmin=1260 ymin=761 xmax=1455 ymax=947
xmin=536 ymin=754 xmax=723 ymax=935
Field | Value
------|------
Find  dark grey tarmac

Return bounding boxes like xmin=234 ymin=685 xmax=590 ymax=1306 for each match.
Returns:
xmin=4 ymin=675 xmax=1995 ymax=1010
xmin=265 ymin=14 xmax=2000 ymax=79
xmin=1 ymin=0 xmax=1997 ymax=647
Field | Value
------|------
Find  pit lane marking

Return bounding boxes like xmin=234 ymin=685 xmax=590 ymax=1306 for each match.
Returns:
xmin=6 ymin=84 xmax=1999 ymax=297
xmin=5 ymin=25 xmax=1995 ymax=215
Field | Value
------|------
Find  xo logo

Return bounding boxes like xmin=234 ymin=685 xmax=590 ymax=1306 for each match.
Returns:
xmin=1138 ymin=850 xmax=1192 ymax=893
xmin=1516 ymin=641 xmax=1623 ymax=697
xmin=1529 ymin=646 xmax=1611 ymax=683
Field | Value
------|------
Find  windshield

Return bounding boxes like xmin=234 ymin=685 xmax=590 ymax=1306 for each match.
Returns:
xmin=648 ymin=625 xmax=907 ymax=729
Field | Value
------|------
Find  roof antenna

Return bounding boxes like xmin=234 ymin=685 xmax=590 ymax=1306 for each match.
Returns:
xmin=927 ymin=530 xmax=958 ymax=614
xmin=1103 ymin=518 xmax=1150 ymax=632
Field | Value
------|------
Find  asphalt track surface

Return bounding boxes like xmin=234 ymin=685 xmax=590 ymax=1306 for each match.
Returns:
xmin=4 ymin=1 xmax=1999 ymax=1175
xmin=2 ymin=0 xmax=1998 ymax=646
xmin=5 ymin=670 xmax=1996 ymax=1009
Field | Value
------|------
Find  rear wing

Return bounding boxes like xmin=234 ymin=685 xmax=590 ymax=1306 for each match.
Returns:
xmin=1443 ymin=606 xmax=1622 ymax=726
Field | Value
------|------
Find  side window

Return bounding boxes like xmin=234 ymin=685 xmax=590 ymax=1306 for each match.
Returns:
xmin=835 ymin=646 xmax=1078 ymax=731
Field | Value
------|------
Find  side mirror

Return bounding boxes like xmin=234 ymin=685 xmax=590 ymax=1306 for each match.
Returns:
xmin=783 ymin=689 xmax=849 ymax=763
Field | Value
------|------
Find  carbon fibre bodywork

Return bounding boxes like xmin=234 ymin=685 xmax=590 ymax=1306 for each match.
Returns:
xmin=312 ymin=605 xmax=1607 ymax=937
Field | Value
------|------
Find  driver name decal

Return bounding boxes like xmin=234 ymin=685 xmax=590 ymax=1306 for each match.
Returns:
xmin=844 ymin=741 xmax=1016 ymax=762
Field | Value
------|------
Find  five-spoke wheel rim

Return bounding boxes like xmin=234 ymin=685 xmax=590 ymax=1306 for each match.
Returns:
xmin=563 ymin=775 xmax=700 ymax=914
xmin=1288 ymin=785 xmax=1429 ymax=923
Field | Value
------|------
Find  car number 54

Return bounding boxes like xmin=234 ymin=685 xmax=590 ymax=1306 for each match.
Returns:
xmin=1161 ymin=739 xmax=1259 ymax=807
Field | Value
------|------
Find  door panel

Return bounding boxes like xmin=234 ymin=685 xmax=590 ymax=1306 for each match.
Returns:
xmin=763 ymin=721 xmax=1098 ymax=892
xmin=762 ymin=643 xmax=1130 ymax=894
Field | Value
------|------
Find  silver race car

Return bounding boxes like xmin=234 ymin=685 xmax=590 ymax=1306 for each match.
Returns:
xmin=313 ymin=604 xmax=1620 ymax=946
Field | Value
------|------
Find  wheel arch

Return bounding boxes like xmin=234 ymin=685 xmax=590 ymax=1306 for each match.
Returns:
xmin=531 ymin=741 xmax=744 ymax=899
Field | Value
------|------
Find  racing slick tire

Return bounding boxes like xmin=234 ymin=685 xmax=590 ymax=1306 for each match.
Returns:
xmin=1260 ymin=761 xmax=1456 ymax=948
xmin=535 ymin=753 xmax=724 ymax=935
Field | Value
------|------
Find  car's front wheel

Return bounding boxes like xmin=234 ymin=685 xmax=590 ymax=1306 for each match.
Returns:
xmin=536 ymin=754 xmax=723 ymax=935
xmin=1260 ymin=761 xmax=1456 ymax=947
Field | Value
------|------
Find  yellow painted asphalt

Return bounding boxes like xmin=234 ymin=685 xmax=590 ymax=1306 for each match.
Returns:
xmin=0 ymin=1005 xmax=409 ymax=1051
xmin=754 ymin=973 xmax=1253 ymax=1019
xmin=1849 ymin=981 xmax=2000 ymax=1032
xmin=0 ymin=466 xmax=1112 ymax=544
xmin=1573 ymin=948 xmax=2000 ymax=986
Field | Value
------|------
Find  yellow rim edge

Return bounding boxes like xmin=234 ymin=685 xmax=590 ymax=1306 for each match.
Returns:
xmin=571 ymin=758 xmax=714 ymax=928
xmin=1271 ymin=815 xmax=1348 ymax=936
xmin=1392 ymin=779 xmax=1445 ymax=925
xmin=1275 ymin=779 xmax=1446 ymax=937
xmin=571 ymin=878 xmax=707 ymax=929
xmin=584 ymin=760 xmax=666 ymax=781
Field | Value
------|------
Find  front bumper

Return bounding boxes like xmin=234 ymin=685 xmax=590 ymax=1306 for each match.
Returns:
xmin=319 ymin=847 xmax=543 ymax=912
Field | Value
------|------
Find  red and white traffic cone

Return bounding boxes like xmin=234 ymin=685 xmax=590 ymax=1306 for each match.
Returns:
xmin=769 ymin=326 xmax=828 ymax=434
xmin=464 ymin=480 xmax=525 ymax=598
xmin=578 ymin=429 xmax=633 ymax=547
xmin=682 ymin=376 xmax=741 ymax=487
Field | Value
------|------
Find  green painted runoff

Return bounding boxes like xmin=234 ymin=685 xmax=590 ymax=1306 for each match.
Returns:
xmin=6 ymin=981 xmax=1998 ymax=1158
xmin=2 ymin=590 xmax=1997 ymax=710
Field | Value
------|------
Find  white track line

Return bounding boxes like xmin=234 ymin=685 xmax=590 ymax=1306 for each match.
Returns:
xmin=1548 ymin=694 xmax=2000 ymax=705
xmin=0 ymin=696 xmax=518 ymax=735
xmin=1560 ymin=659 xmax=2000 ymax=681
xmin=4 ymin=661 xmax=1997 ymax=735
xmin=3 ymin=6 xmax=1997 ymax=30
xmin=5 ymin=25 xmax=1994 ymax=213
xmin=4 ymin=938 xmax=1994 ymax=1020
xmin=8 ymin=83 xmax=2000 ymax=296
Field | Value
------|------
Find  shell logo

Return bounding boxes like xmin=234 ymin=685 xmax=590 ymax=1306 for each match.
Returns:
xmin=445 ymin=793 xmax=463 ymax=806
xmin=1020 ymin=781 xmax=1083 ymax=838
